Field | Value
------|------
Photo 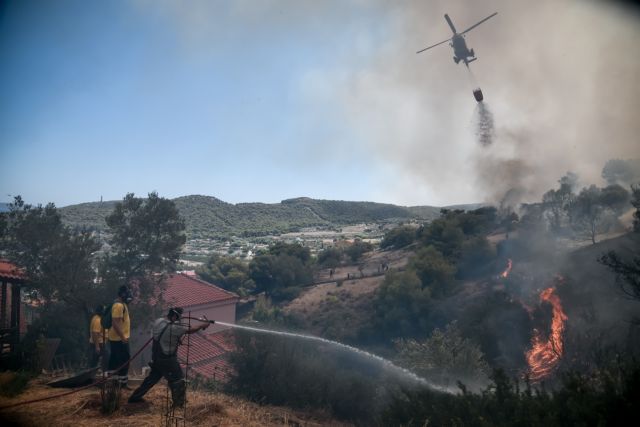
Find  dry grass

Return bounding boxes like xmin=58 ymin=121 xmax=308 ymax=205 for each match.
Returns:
xmin=282 ymin=249 xmax=413 ymax=340
xmin=0 ymin=378 xmax=351 ymax=427
xmin=286 ymin=275 xmax=383 ymax=315
xmin=293 ymin=248 xmax=413 ymax=315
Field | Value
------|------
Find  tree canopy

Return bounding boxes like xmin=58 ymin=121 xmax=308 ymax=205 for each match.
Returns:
xmin=380 ymin=225 xmax=417 ymax=249
xmin=601 ymin=158 xmax=640 ymax=186
xmin=395 ymin=322 xmax=490 ymax=389
xmin=0 ymin=196 xmax=100 ymax=313
xmin=374 ymin=270 xmax=432 ymax=338
xmin=196 ymin=253 xmax=254 ymax=297
xmin=249 ymin=242 xmax=313 ymax=298
xmin=0 ymin=192 xmax=187 ymax=364
xmin=103 ymin=192 xmax=185 ymax=282
xmin=567 ymin=184 xmax=629 ymax=244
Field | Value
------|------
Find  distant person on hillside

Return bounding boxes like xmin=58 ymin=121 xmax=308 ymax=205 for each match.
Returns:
xmin=128 ymin=307 xmax=210 ymax=407
xmin=108 ymin=285 xmax=132 ymax=388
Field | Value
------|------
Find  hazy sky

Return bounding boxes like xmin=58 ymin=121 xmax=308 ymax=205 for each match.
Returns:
xmin=1 ymin=0 xmax=639 ymax=207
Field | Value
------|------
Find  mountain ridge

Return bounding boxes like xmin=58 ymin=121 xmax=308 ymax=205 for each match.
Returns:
xmin=58 ymin=194 xmax=482 ymax=239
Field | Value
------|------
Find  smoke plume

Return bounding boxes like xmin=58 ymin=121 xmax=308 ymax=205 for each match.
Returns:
xmin=143 ymin=0 xmax=640 ymax=206
xmin=303 ymin=0 xmax=640 ymax=205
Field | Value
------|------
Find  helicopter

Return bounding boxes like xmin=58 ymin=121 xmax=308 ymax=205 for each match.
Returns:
xmin=417 ymin=12 xmax=497 ymax=66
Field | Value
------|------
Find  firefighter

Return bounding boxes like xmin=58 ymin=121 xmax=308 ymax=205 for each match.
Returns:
xmin=128 ymin=307 xmax=210 ymax=406
xmin=108 ymin=285 xmax=133 ymax=388
xmin=88 ymin=304 xmax=107 ymax=370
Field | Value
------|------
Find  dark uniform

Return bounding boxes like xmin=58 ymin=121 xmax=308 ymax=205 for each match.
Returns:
xmin=128 ymin=317 xmax=189 ymax=406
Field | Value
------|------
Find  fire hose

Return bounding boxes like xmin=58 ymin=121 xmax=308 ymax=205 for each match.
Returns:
xmin=182 ymin=316 xmax=215 ymax=324
xmin=0 ymin=337 xmax=153 ymax=410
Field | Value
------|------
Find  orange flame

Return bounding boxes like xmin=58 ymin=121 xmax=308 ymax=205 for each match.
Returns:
xmin=500 ymin=259 xmax=512 ymax=278
xmin=526 ymin=287 xmax=568 ymax=381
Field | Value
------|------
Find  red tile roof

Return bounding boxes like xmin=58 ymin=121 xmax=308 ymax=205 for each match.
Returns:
xmin=178 ymin=333 xmax=227 ymax=364
xmin=0 ymin=260 xmax=26 ymax=282
xmin=190 ymin=358 xmax=233 ymax=382
xmin=160 ymin=273 xmax=238 ymax=308
xmin=205 ymin=330 xmax=236 ymax=352
xmin=178 ymin=329 xmax=236 ymax=382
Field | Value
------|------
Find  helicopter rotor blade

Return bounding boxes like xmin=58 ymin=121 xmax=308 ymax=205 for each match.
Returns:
xmin=416 ymin=38 xmax=451 ymax=54
xmin=460 ymin=12 xmax=498 ymax=35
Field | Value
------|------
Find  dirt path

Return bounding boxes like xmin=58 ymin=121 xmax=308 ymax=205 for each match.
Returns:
xmin=314 ymin=249 xmax=410 ymax=284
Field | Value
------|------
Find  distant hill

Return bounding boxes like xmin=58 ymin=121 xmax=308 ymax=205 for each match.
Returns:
xmin=406 ymin=205 xmax=442 ymax=219
xmin=57 ymin=200 xmax=118 ymax=231
xmin=0 ymin=203 xmax=9 ymax=213
xmin=281 ymin=197 xmax=415 ymax=223
xmin=58 ymin=195 xmax=480 ymax=239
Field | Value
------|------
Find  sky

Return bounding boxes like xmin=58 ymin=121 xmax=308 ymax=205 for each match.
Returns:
xmin=1 ymin=0 xmax=639 ymax=208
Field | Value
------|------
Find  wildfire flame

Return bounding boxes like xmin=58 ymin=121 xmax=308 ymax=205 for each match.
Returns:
xmin=526 ymin=287 xmax=568 ymax=381
xmin=500 ymin=259 xmax=512 ymax=278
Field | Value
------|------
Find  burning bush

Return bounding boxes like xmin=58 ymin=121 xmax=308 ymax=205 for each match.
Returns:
xmin=526 ymin=287 xmax=568 ymax=381
xmin=458 ymin=291 xmax=533 ymax=373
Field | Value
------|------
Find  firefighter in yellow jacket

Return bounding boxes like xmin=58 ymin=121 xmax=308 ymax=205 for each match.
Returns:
xmin=88 ymin=305 xmax=108 ymax=369
xmin=108 ymin=286 xmax=132 ymax=388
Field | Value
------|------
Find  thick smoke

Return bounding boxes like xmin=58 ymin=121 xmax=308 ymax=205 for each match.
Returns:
xmin=143 ymin=0 xmax=640 ymax=206
xmin=304 ymin=0 xmax=640 ymax=205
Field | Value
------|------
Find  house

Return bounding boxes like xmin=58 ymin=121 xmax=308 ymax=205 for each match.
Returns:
xmin=131 ymin=273 xmax=239 ymax=381
xmin=161 ymin=273 xmax=238 ymax=330
xmin=176 ymin=329 xmax=235 ymax=382
xmin=0 ymin=260 xmax=26 ymax=356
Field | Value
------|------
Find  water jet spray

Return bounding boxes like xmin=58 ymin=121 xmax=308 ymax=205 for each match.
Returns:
xmin=219 ymin=321 xmax=457 ymax=393
xmin=186 ymin=317 xmax=456 ymax=394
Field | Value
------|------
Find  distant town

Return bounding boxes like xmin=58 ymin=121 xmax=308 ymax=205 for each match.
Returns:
xmin=181 ymin=221 xmax=414 ymax=263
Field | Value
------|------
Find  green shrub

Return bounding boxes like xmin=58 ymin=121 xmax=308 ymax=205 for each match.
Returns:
xmin=317 ymin=247 xmax=343 ymax=268
xmin=345 ymin=239 xmax=373 ymax=262
xmin=381 ymin=225 xmax=416 ymax=249
xmin=252 ymin=295 xmax=281 ymax=323
xmin=271 ymin=286 xmax=302 ymax=302
xmin=226 ymin=332 xmax=382 ymax=424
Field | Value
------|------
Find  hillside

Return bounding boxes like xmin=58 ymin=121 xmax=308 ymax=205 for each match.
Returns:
xmin=279 ymin=230 xmax=640 ymax=373
xmin=56 ymin=201 xmax=118 ymax=232
xmin=283 ymin=248 xmax=412 ymax=342
xmin=281 ymin=197 xmax=417 ymax=223
xmin=58 ymin=195 xmax=462 ymax=239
